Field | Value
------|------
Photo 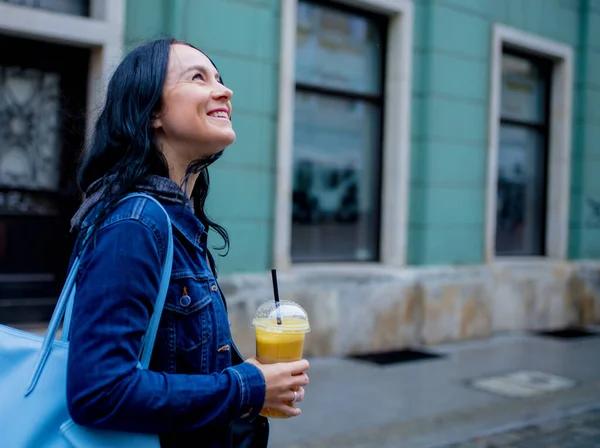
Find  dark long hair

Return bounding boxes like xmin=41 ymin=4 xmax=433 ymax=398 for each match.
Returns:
xmin=78 ymin=38 xmax=229 ymax=254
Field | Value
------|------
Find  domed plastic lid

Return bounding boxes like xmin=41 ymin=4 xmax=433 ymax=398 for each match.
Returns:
xmin=252 ymin=300 xmax=311 ymax=334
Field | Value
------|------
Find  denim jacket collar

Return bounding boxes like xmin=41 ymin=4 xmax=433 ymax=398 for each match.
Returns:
xmin=164 ymin=203 xmax=207 ymax=252
xmin=71 ymin=174 xmax=191 ymax=233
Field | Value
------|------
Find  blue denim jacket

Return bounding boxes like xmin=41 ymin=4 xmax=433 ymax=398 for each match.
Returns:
xmin=65 ymin=194 xmax=268 ymax=447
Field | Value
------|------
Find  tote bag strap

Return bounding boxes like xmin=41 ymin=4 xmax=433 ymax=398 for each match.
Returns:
xmin=25 ymin=193 xmax=173 ymax=396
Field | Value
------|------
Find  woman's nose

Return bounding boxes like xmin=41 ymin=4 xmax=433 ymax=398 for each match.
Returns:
xmin=213 ymin=85 xmax=233 ymax=101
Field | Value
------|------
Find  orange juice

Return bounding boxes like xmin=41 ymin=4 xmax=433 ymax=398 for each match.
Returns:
xmin=253 ymin=316 xmax=309 ymax=418
xmin=255 ymin=318 xmax=307 ymax=363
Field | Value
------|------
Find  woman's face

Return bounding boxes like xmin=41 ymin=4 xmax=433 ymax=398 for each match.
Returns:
xmin=154 ymin=44 xmax=235 ymax=161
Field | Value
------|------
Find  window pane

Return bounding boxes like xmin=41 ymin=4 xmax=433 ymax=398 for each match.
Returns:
xmin=295 ymin=1 xmax=384 ymax=95
xmin=496 ymin=125 xmax=546 ymax=255
xmin=292 ymin=92 xmax=381 ymax=261
xmin=1 ymin=0 xmax=90 ymax=16
xmin=0 ymin=66 xmax=61 ymax=193
xmin=500 ymin=54 xmax=548 ymax=124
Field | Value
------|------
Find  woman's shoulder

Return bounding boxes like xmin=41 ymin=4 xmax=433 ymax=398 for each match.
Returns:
xmin=94 ymin=194 xmax=171 ymax=247
xmin=100 ymin=194 xmax=168 ymax=225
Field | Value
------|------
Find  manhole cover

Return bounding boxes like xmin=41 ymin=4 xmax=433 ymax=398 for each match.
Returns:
xmin=534 ymin=327 xmax=600 ymax=340
xmin=470 ymin=370 xmax=575 ymax=398
xmin=348 ymin=349 xmax=444 ymax=366
xmin=506 ymin=371 xmax=575 ymax=392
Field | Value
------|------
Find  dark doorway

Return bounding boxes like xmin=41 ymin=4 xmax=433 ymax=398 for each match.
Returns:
xmin=0 ymin=34 xmax=88 ymax=323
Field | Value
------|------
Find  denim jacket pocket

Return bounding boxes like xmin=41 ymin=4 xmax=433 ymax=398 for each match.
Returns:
xmin=165 ymin=276 xmax=214 ymax=353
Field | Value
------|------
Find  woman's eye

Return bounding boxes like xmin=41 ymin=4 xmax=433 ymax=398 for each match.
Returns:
xmin=192 ymin=73 xmax=203 ymax=81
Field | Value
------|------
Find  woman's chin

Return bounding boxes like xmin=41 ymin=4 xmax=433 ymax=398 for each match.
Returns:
xmin=205 ymin=135 xmax=235 ymax=157
xmin=220 ymin=130 xmax=236 ymax=147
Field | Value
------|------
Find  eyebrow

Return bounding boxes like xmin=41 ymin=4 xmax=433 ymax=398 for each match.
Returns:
xmin=184 ymin=64 xmax=222 ymax=82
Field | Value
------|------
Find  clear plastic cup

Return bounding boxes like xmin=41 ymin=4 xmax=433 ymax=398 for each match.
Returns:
xmin=252 ymin=300 xmax=310 ymax=418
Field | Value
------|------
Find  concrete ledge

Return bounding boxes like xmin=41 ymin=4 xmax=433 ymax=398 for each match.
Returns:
xmin=221 ymin=261 xmax=600 ymax=358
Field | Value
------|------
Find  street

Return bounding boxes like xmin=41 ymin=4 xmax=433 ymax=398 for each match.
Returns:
xmin=444 ymin=408 xmax=600 ymax=447
xmin=269 ymin=330 xmax=600 ymax=448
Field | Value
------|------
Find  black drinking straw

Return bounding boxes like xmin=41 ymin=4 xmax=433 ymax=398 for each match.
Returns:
xmin=271 ymin=269 xmax=283 ymax=325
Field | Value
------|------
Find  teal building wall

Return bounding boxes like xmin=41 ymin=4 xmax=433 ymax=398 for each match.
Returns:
xmin=125 ymin=0 xmax=281 ymax=274
xmin=123 ymin=0 xmax=600 ymax=273
xmin=409 ymin=0 xmax=600 ymax=265
xmin=570 ymin=0 xmax=600 ymax=259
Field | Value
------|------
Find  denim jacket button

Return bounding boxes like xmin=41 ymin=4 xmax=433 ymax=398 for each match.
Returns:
xmin=179 ymin=294 xmax=191 ymax=307
xmin=210 ymin=284 xmax=218 ymax=292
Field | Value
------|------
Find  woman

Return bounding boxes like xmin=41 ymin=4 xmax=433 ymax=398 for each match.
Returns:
xmin=65 ymin=38 xmax=309 ymax=447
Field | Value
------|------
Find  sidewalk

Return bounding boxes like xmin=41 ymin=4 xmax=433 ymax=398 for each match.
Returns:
xmin=268 ymin=331 xmax=600 ymax=448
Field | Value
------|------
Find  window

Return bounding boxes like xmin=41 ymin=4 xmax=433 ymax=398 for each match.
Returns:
xmin=495 ymin=50 xmax=552 ymax=256
xmin=291 ymin=0 xmax=387 ymax=262
xmin=487 ymin=25 xmax=573 ymax=262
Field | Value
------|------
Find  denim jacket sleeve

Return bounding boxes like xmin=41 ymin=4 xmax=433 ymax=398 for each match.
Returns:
xmin=65 ymin=200 xmax=266 ymax=433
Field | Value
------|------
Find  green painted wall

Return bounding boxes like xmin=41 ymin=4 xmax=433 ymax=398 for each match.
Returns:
xmin=125 ymin=0 xmax=280 ymax=274
xmin=123 ymin=0 xmax=599 ymax=272
xmin=570 ymin=0 xmax=600 ymax=259
xmin=408 ymin=0 xmax=600 ymax=265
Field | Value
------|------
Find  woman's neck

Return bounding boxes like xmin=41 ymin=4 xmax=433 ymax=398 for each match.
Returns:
xmin=169 ymin=167 xmax=198 ymax=198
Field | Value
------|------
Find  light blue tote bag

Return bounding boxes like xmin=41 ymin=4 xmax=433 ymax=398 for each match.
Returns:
xmin=0 ymin=193 xmax=173 ymax=447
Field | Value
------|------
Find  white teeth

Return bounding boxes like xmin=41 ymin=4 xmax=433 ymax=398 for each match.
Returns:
xmin=209 ymin=111 xmax=228 ymax=119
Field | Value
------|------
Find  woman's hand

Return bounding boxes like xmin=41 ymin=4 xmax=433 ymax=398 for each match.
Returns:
xmin=245 ymin=358 xmax=310 ymax=417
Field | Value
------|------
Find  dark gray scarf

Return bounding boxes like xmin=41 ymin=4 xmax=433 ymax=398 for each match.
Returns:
xmin=70 ymin=175 xmax=192 ymax=232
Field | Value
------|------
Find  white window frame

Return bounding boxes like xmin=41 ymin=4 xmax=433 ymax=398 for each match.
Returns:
xmin=0 ymin=0 xmax=125 ymax=143
xmin=274 ymin=0 xmax=413 ymax=269
xmin=486 ymin=24 xmax=573 ymax=263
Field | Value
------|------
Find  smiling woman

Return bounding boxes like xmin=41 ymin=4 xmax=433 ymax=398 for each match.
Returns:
xmin=154 ymin=44 xmax=236 ymax=192
xmin=65 ymin=38 xmax=311 ymax=448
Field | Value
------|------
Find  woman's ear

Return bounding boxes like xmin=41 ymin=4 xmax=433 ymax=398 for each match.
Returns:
xmin=151 ymin=112 xmax=162 ymax=129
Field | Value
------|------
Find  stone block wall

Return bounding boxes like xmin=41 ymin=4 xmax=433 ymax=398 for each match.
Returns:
xmin=223 ymin=262 xmax=600 ymax=358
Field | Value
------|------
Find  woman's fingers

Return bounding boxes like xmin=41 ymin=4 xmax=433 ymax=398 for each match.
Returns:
xmin=289 ymin=386 xmax=304 ymax=403
xmin=247 ymin=358 xmax=309 ymax=418
xmin=283 ymin=359 xmax=310 ymax=375
xmin=289 ymin=372 xmax=309 ymax=389
xmin=280 ymin=405 xmax=302 ymax=417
